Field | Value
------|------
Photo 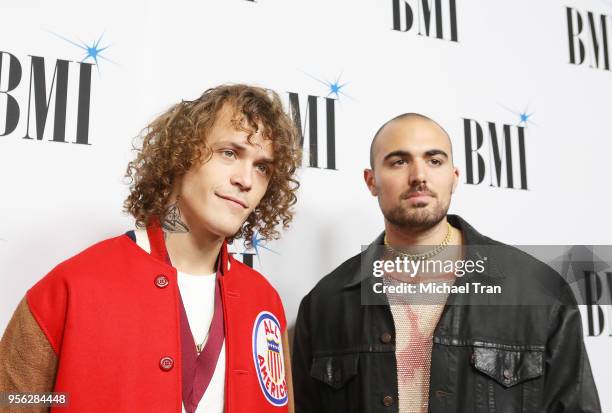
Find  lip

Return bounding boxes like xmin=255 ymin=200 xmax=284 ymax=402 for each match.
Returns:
xmin=406 ymin=192 xmax=433 ymax=199
xmin=216 ymin=194 xmax=248 ymax=209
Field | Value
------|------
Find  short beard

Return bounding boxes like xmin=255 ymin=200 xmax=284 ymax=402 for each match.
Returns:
xmin=383 ymin=200 xmax=448 ymax=232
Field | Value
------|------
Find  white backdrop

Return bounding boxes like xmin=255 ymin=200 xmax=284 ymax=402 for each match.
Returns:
xmin=1 ymin=0 xmax=611 ymax=409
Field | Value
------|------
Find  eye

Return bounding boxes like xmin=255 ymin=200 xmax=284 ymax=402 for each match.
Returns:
xmin=222 ymin=149 xmax=236 ymax=159
xmin=429 ymin=158 xmax=443 ymax=166
xmin=256 ymin=164 xmax=270 ymax=175
xmin=392 ymin=159 xmax=407 ymax=166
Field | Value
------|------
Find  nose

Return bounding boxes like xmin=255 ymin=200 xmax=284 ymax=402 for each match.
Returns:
xmin=230 ymin=161 xmax=253 ymax=191
xmin=409 ymin=159 xmax=427 ymax=187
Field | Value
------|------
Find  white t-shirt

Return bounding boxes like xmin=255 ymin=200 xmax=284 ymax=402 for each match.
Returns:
xmin=178 ymin=271 xmax=225 ymax=413
xmin=133 ymin=229 xmax=225 ymax=413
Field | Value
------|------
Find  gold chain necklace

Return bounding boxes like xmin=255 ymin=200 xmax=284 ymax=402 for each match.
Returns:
xmin=383 ymin=222 xmax=452 ymax=260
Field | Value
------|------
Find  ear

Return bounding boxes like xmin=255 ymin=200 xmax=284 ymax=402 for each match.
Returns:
xmin=451 ymin=166 xmax=460 ymax=193
xmin=364 ymin=168 xmax=378 ymax=196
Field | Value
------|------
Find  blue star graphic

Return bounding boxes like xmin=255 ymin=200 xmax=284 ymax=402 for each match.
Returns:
xmin=499 ymin=103 xmax=537 ymax=127
xmin=49 ymin=31 xmax=115 ymax=73
xmin=303 ymin=71 xmax=351 ymax=100
xmin=519 ymin=112 xmax=532 ymax=124
xmin=246 ymin=231 xmax=279 ymax=267
xmin=327 ymin=78 xmax=346 ymax=98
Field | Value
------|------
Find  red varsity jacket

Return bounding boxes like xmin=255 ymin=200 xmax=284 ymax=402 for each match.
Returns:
xmin=25 ymin=232 xmax=289 ymax=412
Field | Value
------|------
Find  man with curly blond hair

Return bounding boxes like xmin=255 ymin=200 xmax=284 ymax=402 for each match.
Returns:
xmin=0 ymin=84 xmax=301 ymax=413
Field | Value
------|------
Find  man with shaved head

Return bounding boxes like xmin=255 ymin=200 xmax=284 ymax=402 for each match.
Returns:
xmin=292 ymin=113 xmax=600 ymax=412
xmin=367 ymin=113 xmax=458 ymax=236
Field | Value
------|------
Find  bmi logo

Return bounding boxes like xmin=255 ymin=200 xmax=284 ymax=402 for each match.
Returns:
xmin=252 ymin=311 xmax=288 ymax=406
xmin=551 ymin=245 xmax=612 ymax=338
xmin=286 ymin=92 xmax=337 ymax=170
xmin=462 ymin=113 xmax=529 ymax=190
xmin=392 ymin=0 xmax=458 ymax=42
xmin=566 ymin=7 xmax=611 ymax=71
xmin=582 ymin=270 xmax=612 ymax=337
xmin=0 ymin=51 xmax=93 ymax=144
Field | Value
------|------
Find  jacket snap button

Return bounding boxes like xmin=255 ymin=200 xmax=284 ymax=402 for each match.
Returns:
xmin=503 ymin=369 xmax=512 ymax=380
xmin=159 ymin=356 xmax=174 ymax=371
xmin=380 ymin=332 xmax=392 ymax=344
xmin=382 ymin=395 xmax=394 ymax=406
xmin=154 ymin=275 xmax=169 ymax=288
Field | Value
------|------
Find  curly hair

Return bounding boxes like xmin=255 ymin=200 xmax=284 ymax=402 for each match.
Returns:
xmin=124 ymin=84 xmax=301 ymax=246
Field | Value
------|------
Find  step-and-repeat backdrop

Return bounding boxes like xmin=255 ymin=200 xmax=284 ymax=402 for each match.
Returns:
xmin=1 ymin=0 xmax=611 ymax=409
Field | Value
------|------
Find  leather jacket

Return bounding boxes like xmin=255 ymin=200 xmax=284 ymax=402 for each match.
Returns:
xmin=292 ymin=215 xmax=601 ymax=413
